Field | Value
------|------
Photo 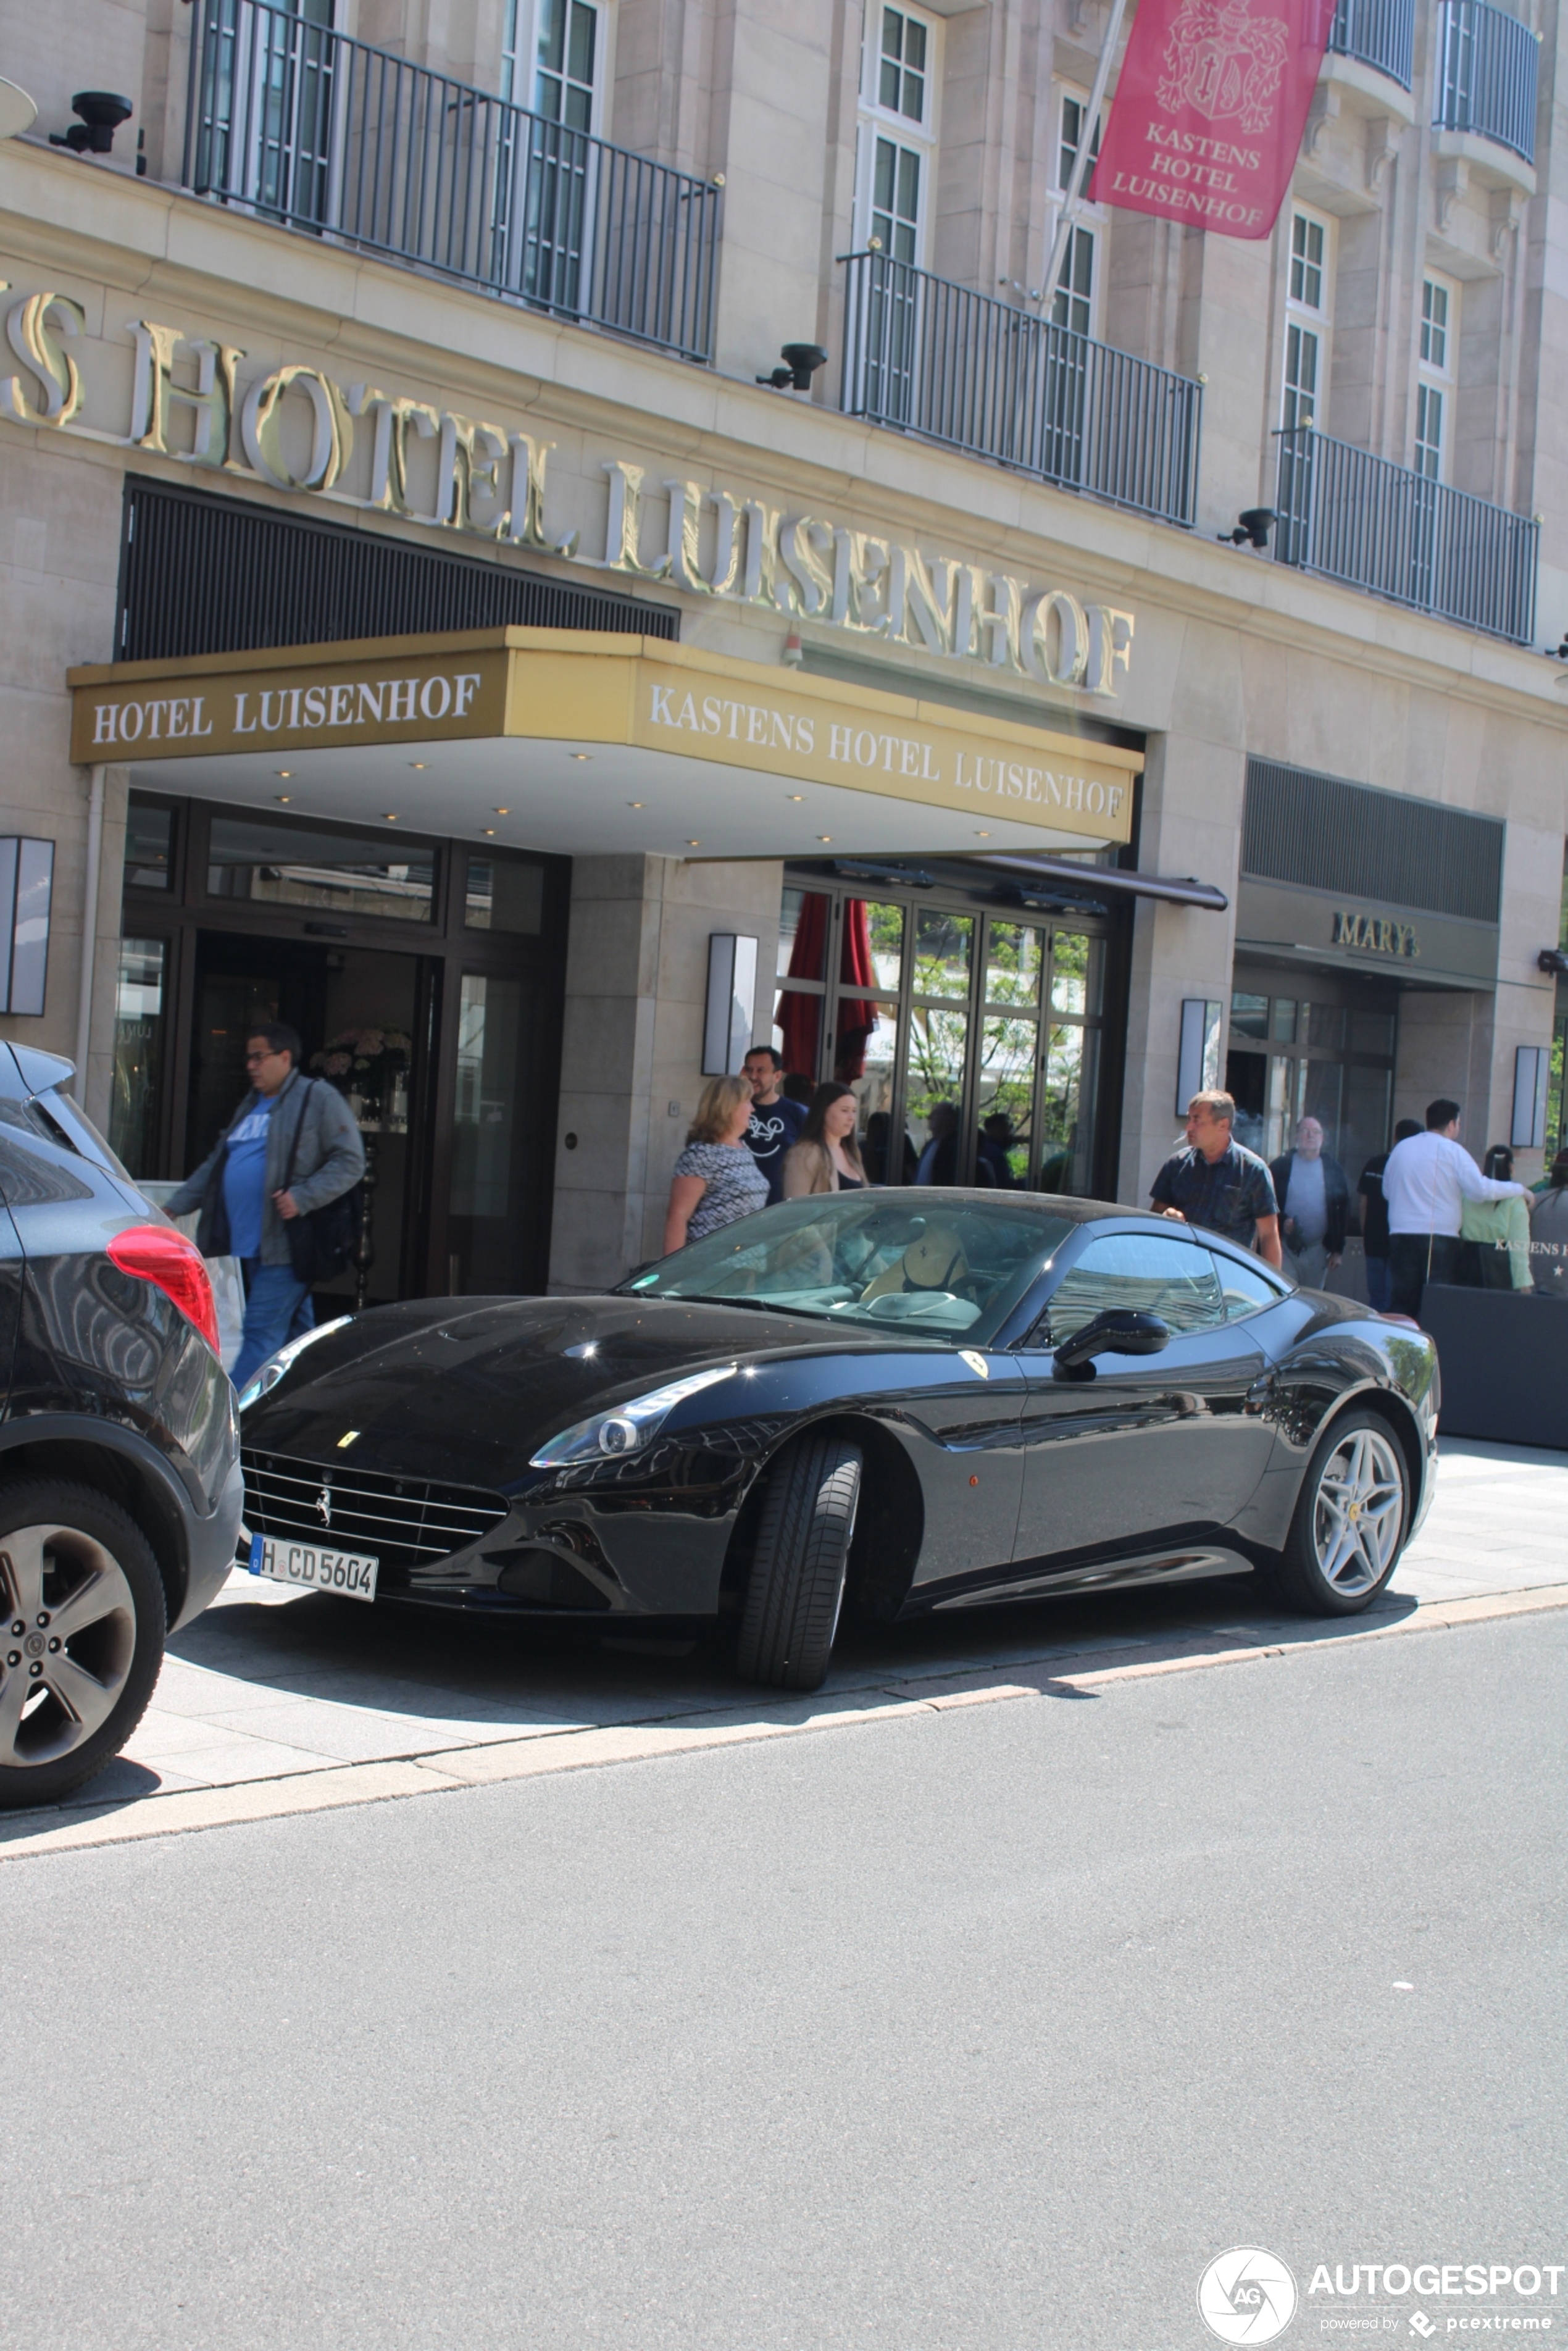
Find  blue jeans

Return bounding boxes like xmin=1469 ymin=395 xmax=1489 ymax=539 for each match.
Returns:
xmin=1364 ymin=1254 xmax=1392 ymax=1313
xmin=232 ymin=1259 xmax=314 ymax=1388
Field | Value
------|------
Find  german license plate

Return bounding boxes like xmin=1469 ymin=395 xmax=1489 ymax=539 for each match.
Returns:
xmin=248 ymin=1532 xmax=379 ymax=1603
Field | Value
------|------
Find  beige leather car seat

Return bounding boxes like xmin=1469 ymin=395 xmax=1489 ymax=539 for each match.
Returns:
xmin=861 ymin=1221 xmax=970 ymax=1302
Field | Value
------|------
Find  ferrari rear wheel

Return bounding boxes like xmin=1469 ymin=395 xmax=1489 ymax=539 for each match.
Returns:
xmin=1274 ymin=1411 xmax=1408 ymax=1616
xmin=735 ymin=1434 xmax=862 ymax=1692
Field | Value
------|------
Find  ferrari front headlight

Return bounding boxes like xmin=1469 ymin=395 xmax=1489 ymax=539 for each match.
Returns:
xmin=530 ymin=1364 xmax=736 ymax=1468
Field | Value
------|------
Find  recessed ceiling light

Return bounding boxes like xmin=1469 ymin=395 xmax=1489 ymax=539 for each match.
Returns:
xmin=817 ymin=834 xmax=832 ymax=842
xmin=383 ymin=813 xmax=398 ymax=822
xmin=483 ymin=828 xmax=496 ymax=836
xmin=628 ymin=801 xmax=644 ymax=809
xmin=570 ymin=751 xmax=591 ymax=761
xmin=277 ymin=769 xmax=291 ymax=779
xmin=494 ymin=808 xmax=509 ymax=816
xmin=410 ymin=762 xmax=427 ymax=770
xmin=974 ymin=829 xmax=991 ymax=837
xmin=787 ymin=794 xmax=804 ymax=802
xmin=686 ymin=838 xmax=700 ymax=847
xmin=275 ymin=795 xmax=291 ymax=804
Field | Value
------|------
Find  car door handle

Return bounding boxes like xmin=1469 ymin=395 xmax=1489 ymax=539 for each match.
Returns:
xmin=1245 ymin=1372 xmax=1275 ymax=1413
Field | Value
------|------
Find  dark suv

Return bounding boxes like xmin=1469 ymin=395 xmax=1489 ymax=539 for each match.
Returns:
xmin=0 ymin=1041 xmax=242 ymax=1808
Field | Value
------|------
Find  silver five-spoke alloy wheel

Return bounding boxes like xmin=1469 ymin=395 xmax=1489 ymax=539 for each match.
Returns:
xmin=1310 ymin=1426 xmax=1405 ymax=1598
xmin=0 ymin=1524 xmax=139 ymax=1771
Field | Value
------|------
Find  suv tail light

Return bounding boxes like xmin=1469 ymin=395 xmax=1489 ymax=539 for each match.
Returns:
xmin=106 ymin=1224 xmax=222 ymax=1355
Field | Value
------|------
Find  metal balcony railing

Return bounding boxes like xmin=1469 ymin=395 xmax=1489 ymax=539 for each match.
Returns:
xmin=840 ymin=251 xmax=1203 ymax=529
xmin=1325 ymin=0 xmax=1414 ymax=89
xmin=182 ymin=0 xmax=720 ymax=362
xmin=1274 ymin=425 xmax=1537 ymax=644
xmin=1433 ymin=0 xmax=1538 ymax=165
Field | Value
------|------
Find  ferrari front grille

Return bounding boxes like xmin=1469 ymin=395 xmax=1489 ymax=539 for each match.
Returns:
xmin=241 ymin=1448 xmax=510 ymax=1578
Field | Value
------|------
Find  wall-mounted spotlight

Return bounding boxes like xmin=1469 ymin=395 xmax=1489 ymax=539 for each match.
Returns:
xmin=1537 ymin=948 xmax=1568 ymax=978
xmin=51 ymin=90 xmax=131 ymax=154
xmin=757 ymin=343 xmax=828 ymax=392
xmin=1219 ymin=507 xmax=1277 ymax=549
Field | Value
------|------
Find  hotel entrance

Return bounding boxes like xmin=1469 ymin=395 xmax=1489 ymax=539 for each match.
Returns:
xmin=1225 ymin=958 xmax=1400 ymax=1182
xmin=774 ymin=859 xmax=1128 ymax=1196
xmin=111 ymin=795 xmax=567 ymax=1300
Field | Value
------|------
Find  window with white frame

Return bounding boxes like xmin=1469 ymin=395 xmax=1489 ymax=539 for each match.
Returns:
xmin=856 ymin=3 xmax=939 ymax=265
xmin=501 ymin=0 xmax=604 ymax=127
xmin=1051 ymin=87 xmax=1102 ymax=335
xmin=1282 ymin=208 xmax=1330 ymax=432
xmin=1415 ymin=274 xmax=1456 ymax=482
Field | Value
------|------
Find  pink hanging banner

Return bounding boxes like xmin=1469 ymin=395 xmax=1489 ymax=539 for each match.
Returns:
xmin=1088 ymin=0 xmax=1340 ymax=240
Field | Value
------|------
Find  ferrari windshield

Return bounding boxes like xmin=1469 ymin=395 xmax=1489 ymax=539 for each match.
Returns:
xmin=623 ymin=1195 xmax=1074 ymax=1337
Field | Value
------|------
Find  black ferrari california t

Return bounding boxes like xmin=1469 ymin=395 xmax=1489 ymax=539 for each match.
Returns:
xmin=237 ymin=1192 xmax=1438 ymax=1688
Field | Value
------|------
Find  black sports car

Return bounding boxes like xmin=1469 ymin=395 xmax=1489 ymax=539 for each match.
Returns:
xmin=237 ymin=1191 xmax=1439 ymax=1691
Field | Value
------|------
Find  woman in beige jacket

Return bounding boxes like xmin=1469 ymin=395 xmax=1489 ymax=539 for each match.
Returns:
xmin=782 ymin=1082 xmax=868 ymax=1196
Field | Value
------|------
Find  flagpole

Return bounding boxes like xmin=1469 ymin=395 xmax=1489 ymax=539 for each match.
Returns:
xmin=1039 ymin=0 xmax=1133 ymax=311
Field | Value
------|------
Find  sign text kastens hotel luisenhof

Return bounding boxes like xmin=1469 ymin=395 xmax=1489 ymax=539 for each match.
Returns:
xmin=2 ymin=278 xmax=1136 ymax=703
xmin=68 ymin=642 xmax=1138 ymax=843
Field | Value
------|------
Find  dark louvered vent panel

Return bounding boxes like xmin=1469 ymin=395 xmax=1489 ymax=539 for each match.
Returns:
xmin=117 ymin=475 xmax=678 ymax=662
xmin=1242 ymin=758 xmax=1503 ymax=925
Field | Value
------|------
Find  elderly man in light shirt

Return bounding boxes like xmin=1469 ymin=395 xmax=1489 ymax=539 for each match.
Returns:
xmin=1383 ymin=1096 xmax=1528 ymax=1319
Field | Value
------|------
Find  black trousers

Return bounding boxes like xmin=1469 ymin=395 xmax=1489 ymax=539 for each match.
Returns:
xmin=1388 ymin=1232 xmax=1461 ymax=1320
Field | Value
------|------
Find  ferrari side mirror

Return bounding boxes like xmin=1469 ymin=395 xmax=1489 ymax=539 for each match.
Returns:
xmin=1053 ymin=1308 xmax=1170 ymax=1380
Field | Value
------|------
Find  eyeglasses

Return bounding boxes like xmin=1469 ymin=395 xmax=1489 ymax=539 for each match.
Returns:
xmin=245 ymin=1047 xmax=286 ymax=1065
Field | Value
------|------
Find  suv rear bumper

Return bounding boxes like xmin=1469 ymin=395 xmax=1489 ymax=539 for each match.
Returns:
xmin=172 ymin=1454 xmax=246 ymax=1631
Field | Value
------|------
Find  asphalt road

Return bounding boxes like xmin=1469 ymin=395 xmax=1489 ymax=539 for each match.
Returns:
xmin=3 ymin=1610 xmax=1564 ymax=2351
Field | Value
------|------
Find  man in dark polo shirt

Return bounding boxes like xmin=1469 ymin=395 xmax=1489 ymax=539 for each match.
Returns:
xmin=1150 ymin=1089 xmax=1283 ymax=1267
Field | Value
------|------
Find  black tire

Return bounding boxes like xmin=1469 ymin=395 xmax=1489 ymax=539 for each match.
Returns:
xmin=735 ymin=1435 xmax=862 ymax=1692
xmin=0 ymin=1482 xmax=167 ymax=1810
xmin=1273 ymin=1409 xmax=1409 ymax=1617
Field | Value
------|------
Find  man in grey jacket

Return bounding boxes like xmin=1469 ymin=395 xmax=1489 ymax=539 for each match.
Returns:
xmin=168 ymin=1021 xmax=365 ymax=1387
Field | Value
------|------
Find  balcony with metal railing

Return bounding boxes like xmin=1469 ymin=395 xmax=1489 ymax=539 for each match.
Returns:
xmin=840 ymin=251 xmax=1203 ymax=530
xmin=182 ymin=0 xmax=720 ymax=362
xmin=1325 ymin=0 xmax=1414 ymax=90
xmin=1433 ymin=0 xmax=1538 ymax=165
xmin=1273 ymin=425 xmax=1538 ymax=644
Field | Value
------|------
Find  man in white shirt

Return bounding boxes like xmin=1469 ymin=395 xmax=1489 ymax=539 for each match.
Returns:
xmin=1383 ymin=1096 xmax=1527 ymax=1319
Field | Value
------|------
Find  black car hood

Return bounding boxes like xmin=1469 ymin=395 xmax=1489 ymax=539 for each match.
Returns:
xmin=243 ymin=1293 xmax=905 ymax=1489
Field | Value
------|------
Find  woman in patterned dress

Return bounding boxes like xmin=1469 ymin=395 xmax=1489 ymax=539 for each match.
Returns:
xmin=662 ymin=1074 xmax=770 ymax=1253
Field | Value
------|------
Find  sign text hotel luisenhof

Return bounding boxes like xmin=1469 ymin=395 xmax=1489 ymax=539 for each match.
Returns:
xmin=2 ymin=274 xmax=1136 ymax=706
xmin=67 ymin=635 xmax=1141 ymax=844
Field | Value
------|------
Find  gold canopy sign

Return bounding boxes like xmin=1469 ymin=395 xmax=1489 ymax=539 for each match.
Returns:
xmin=69 ymin=630 xmax=1142 ymax=842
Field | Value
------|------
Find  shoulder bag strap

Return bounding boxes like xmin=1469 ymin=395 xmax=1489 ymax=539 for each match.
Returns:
xmin=280 ymin=1076 xmax=314 ymax=1196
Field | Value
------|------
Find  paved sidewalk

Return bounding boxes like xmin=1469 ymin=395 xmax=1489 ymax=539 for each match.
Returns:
xmin=26 ymin=1432 xmax=1563 ymax=1822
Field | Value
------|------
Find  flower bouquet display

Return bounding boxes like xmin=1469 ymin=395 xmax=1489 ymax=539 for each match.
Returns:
xmin=311 ymin=1026 xmax=413 ymax=1132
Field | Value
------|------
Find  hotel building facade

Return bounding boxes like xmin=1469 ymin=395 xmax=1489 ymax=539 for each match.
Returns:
xmin=1 ymin=0 xmax=1566 ymax=1303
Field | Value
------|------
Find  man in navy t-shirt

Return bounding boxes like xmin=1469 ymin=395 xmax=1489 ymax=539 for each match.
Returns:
xmin=741 ymin=1046 xmax=807 ymax=1203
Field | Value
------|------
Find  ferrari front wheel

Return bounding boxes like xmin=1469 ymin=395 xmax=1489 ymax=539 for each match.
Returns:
xmin=735 ymin=1434 xmax=862 ymax=1692
xmin=1274 ymin=1411 xmax=1409 ymax=1616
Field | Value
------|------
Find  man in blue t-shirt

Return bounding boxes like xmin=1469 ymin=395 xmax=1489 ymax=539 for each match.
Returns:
xmin=169 ymin=1021 xmax=364 ymax=1387
xmin=741 ymin=1046 xmax=807 ymax=1203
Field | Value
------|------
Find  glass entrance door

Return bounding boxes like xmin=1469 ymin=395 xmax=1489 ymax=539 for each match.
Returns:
xmin=1225 ymin=974 xmax=1397 ymax=1184
xmin=775 ymin=879 xmax=1117 ymax=1195
xmin=445 ymin=969 xmax=546 ymax=1295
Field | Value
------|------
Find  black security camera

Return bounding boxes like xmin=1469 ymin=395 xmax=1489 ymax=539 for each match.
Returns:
xmin=51 ymin=91 xmax=132 ymax=154
xmin=1538 ymin=948 xmax=1568 ymax=979
xmin=757 ymin=343 xmax=829 ymax=391
xmin=1219 ymin=507 xmax=1277 ymax=549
